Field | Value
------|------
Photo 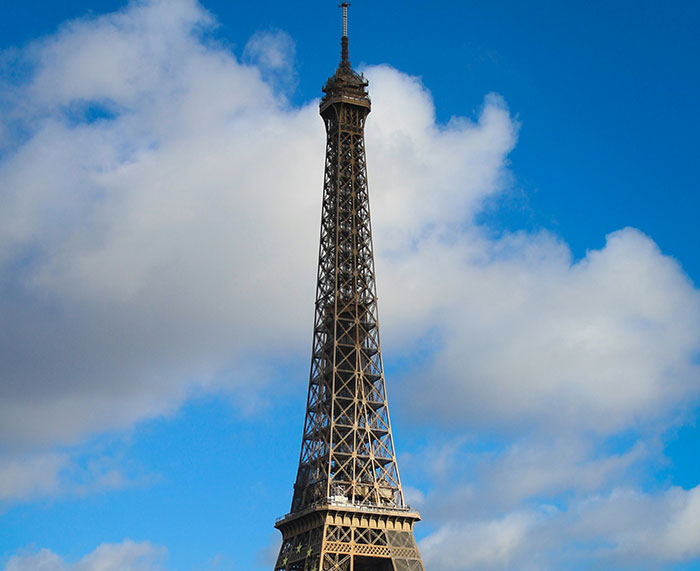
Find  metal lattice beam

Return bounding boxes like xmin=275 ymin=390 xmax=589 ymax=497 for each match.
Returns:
xmin=275 ymin=6 xmax=425 ymax=570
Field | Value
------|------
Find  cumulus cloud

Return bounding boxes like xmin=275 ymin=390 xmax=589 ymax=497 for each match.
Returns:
xmin=0 ymin=453 xmax=68 ymax=501
xmin=364 ymin=65 xmax=700 ymax=440
xmin=0 ymin=445 xmax=143 ymax=504
xmin=384 ymin=227 xmax=700 ymax=434
xmin=420 ymin=484 xmax=700 ymax=570
xmin=243 ymin=29 xmax=297 ymax=93
xmin=0 ymin=0 xmax=518 ymax=448
xmin=0 ymin=0 xmax=323 ymax=446
xmin=4 ymin=539 xmax=166 ymax=571
xmin=421 ymin=511 xmax=539 ymax=570
xmin=365 ymin=67 xmax=516 ymax=242
xmin=402 ymin=435 xmax=652 ymax=525
xmin=573 ymin=484 xmax=700 ymax=562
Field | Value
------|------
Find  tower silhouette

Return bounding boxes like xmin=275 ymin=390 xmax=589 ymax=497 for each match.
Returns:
xmin=274 ymin=5 xmax=424 ymax=571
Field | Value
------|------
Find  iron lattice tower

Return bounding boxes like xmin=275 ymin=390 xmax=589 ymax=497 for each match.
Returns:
xmin=274 ymin=6 xmax=424 ymax=571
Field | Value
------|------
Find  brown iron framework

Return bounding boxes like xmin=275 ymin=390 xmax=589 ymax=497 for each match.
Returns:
xmin=274 ymin=6 xmax=424 ymax=571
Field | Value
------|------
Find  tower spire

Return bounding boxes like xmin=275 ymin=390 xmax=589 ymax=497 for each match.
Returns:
xmin=341 ymin=2 xmax=349 ymax=37
xmin=340 ymin=2 xmax=350 ymax=67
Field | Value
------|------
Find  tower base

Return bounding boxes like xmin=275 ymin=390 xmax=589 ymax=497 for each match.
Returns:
xmin=274 ymin=503 xmax=424 ymax=571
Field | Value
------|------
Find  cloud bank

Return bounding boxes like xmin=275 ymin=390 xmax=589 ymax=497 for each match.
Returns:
xmin=4 ymin=540 xmax=165 ymax=571
xmin=1 ymin=0 xmax=323 ymax=446
xmin=421 ymin=484 xmax=700 ymax=570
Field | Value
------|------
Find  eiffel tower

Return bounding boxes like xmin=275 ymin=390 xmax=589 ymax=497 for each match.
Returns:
xmin=274 ymin=5 xmax=424 ymax=571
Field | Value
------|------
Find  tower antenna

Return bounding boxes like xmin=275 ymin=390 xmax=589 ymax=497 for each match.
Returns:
xmin=339 ymin=2 xmax=350 ymax=63
xmin=340 ymin=2 xmax=350 ymax=37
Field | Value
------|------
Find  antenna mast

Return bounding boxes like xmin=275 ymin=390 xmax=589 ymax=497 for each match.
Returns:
xmin=340 ymin=2 xmax=350 ymax=37
xmin=340 ymin=2 xmax=350 ymax=64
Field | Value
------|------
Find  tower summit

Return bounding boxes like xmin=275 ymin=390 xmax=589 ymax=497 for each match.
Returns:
xmin=274 ymin=6 xmax=425 ymax=571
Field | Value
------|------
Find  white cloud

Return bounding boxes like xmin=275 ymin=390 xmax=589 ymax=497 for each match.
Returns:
xmin=4 ymin=549 xmax=65 ymax=571
xmin=420 ymin=484 xmax=700 ymax=570
xmin=72 ymin=540 xmax=165 ymax=571
xmin=243 ymin=29 xmax=297 ymax=93
xmin=0 ymin=453 xmax=68 ymax=501
xmin=366 ymin=68 xmax=516 ymax=245
xmin=365 ymin=67 xmax=700 ymax=440
xmin=388 ymin=227 xmax=700 ymax=435
xmin=0 ymin=446 xmax=140 ymax=503
xmin=0 ymin=0 xmax=516 ymax=448
xmin=4 ymin=540 xmax=166 ymax=571
xmin=405 ymin=434 xmax=652 ymax=524
xmin=0 ymin=0 xmax=322 ymax=446
xmin=421 ymin=511 xmax=539 ymax=570
xmin=572 ymin=484 xmax=700 ymax=563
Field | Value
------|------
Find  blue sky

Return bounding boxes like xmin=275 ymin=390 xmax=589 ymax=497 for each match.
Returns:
xmin=1 ymin=1 xmax=699 ymax=569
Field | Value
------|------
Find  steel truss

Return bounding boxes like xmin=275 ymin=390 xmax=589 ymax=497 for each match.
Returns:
xmin=275 ymin=9 xmax=424 ymax=570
